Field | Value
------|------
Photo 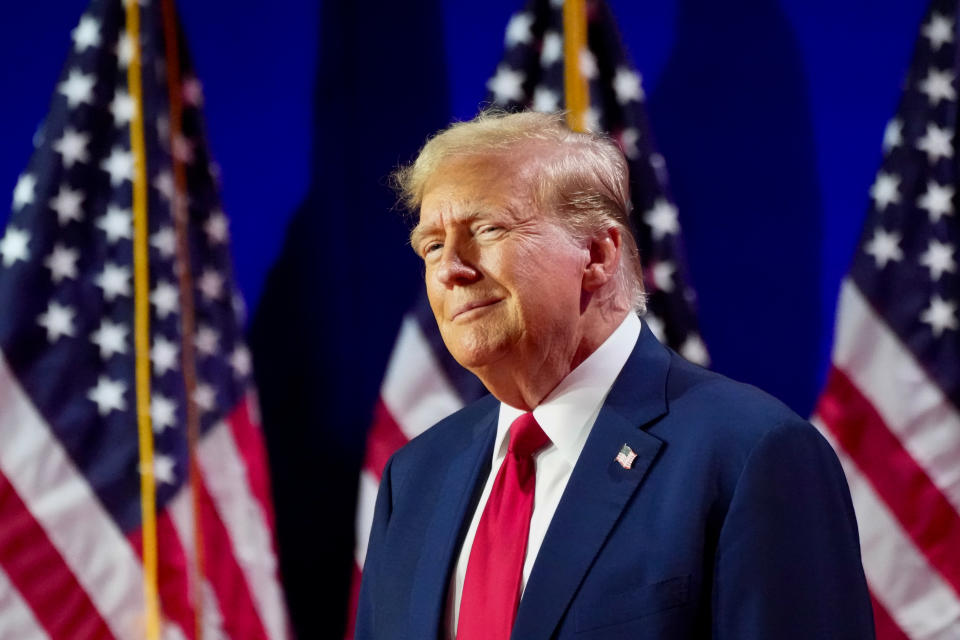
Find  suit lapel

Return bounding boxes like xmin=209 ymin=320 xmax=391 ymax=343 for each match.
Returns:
xmin=407 ymin=409 xmax=497 ymax=639
xmin=512 ymin=324 xmax=672 ymax=639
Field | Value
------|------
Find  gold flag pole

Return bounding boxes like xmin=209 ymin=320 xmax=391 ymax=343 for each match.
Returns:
xmin=563 ymin=0 xmax=590 ymax=132
xmin=124 ymin=0 xmax=161 ymax=637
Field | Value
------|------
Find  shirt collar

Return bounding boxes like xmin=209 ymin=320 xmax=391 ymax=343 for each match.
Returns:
xmin=495 ymin=312 xmax=642 ymax=466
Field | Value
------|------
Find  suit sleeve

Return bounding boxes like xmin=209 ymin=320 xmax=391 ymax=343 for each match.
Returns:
xmin=712 ymin=419 xmax=875 ymax=639
xmin=354 ymin=455 xmax=396 ymax=640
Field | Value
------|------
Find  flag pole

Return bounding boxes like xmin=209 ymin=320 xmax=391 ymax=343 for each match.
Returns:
xmin=563 ymin=0 xmax=590 ymax=132
xmin=124 ymin=0 xmax=162 ymax=637
xmin=159 ymin=1 xmax=207 ymax=638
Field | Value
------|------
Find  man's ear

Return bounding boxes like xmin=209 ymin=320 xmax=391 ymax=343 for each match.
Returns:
xmin=582 ymin=227 xmax=622 ymax=292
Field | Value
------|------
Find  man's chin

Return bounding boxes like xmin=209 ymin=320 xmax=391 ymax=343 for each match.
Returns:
xmin=448 ymin=348 xmax=499 ymax=373
xmin=443 ymin=338 xmax=508 ymax=373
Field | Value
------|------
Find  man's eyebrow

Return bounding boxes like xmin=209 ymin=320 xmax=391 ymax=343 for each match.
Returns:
xmin=409 ymin=210 xmax=490 ymax=249
xmin=409 ymin=224 xmax=433 ymax=249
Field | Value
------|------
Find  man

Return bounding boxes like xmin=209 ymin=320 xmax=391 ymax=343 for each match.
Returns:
xmin=355 ymin=110 xmax=874 ymax=639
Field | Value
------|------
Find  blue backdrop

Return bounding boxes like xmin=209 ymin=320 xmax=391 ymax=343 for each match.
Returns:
xmin=0 ymin=1 xmax=929 ymax=636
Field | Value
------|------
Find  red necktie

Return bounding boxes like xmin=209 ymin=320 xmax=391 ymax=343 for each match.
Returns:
xmin=457 ymin=412 xmax=550 ymax=640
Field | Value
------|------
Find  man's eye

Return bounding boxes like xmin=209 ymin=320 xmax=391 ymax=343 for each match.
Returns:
xmin=424 ymin=242 xmax=443 ymax=256
xmin=478 ymin=225 xmax=502 ymax=235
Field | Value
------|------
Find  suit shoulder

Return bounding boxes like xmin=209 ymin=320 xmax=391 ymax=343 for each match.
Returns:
xmin=654 ymin=352 xmax=843 ymax=510
xmin=662 ymin=351 xmax=818 ymax=451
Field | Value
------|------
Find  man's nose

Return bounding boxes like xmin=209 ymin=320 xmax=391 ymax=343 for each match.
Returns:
xmin=435 ymin=240 xmax=479 ymax=288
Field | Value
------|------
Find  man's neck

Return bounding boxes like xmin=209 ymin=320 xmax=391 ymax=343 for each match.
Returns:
xmin=473 ymin=307 xmax=630 ymax=411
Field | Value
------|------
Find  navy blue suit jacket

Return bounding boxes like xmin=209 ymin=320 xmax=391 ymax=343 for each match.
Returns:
xmin=355 ymin=323 xmax=875 ymax=639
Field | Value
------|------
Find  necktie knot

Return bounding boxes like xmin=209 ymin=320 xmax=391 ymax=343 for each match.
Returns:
xmin=508 ymin=412 xmax=549 ymax=459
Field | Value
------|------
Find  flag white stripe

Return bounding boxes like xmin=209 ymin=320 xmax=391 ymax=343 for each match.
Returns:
xmin=381 ymin=317 xmax=463 ymax=439
xmin=166 ymin=486 xmax=197 ymax=590
xmin=354 ymin=470 xmax=380 ymax=570
xmin=0 ymin=352 xmax=146 ymax=640
xmin=814 ymin=419 xmax=960 ymax=638
xmin=0 ymin=566 xmax=52 ymax=640
xmin=358 ymin=315 xmax=468 ymax=571
xmin=197 ymin=419 xmax=288 ymax=640
xmin=168 ymin=485 xmax=231 ymax=639
xmin=162 ymin=623 xmax=189 ymax=640
xmin=832 ymin=279 xmax=960 ymax=511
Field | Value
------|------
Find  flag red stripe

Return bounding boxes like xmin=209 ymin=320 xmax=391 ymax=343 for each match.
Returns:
xmin=818 ymin=366 xmax=960 ymax=596
xmin=156 ymin=512 xmax=197 ymax=640
xmin=127 ymin=512 xmax=196 ymax=640
xmin=347 ymin=400 xmax=410 ymax=639
xmin=362 ymin=400 xmax=410 ymax=481
xmin=225 ymin=395 xmax=277 ymax=533
xmin=869 ymin=592 xmax=909 ymax=640
xmin=343 ymin=562 xmax=363 ymax=640
xmin=197 ymin=418 xmax=288 ymax=639
xmin=0 ymin=469 xmax=114 ymax=640
xmin=197 ymin=476 xmax=270 ymax=640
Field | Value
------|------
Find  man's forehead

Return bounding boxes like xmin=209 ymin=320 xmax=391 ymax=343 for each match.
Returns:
xmin=410 ymin=204 xmax=481 ymax=243
xmin=428 ymin=152 xmax=512 ymax=187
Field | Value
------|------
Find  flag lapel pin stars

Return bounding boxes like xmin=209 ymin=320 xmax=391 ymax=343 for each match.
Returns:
xmin=615 ymin=444 xmax=637 ymax=470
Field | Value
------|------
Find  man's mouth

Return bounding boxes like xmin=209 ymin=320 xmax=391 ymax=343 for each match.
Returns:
xmin=451 ymin=298 xmax=501 ymax=321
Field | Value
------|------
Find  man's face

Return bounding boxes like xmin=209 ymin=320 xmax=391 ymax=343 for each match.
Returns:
xmin=412 ymin=154 xmax=588 ymax=375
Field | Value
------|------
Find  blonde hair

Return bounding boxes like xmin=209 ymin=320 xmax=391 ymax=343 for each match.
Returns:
xmin=394 ymin=109 xmax=646 ymax=312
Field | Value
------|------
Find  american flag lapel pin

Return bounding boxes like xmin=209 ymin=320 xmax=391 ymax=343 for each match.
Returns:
xmin=615 ymin=444 xmax=637 ymax=470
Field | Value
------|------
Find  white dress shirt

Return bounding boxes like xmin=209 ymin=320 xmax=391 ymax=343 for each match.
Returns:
xmin=446 ymin=312 xmax=642 ymax=637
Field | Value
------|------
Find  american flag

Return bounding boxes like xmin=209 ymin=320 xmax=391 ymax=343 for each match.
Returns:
xmin=811 ymin=0 xmax=960 ymax=637
xmin=0 ymin=1 xmax=289 ymax=638
xmin=614 ymin=444 xmax=637 ymax=470
xmin=345 ymin=0 xmax=706 ymax=635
